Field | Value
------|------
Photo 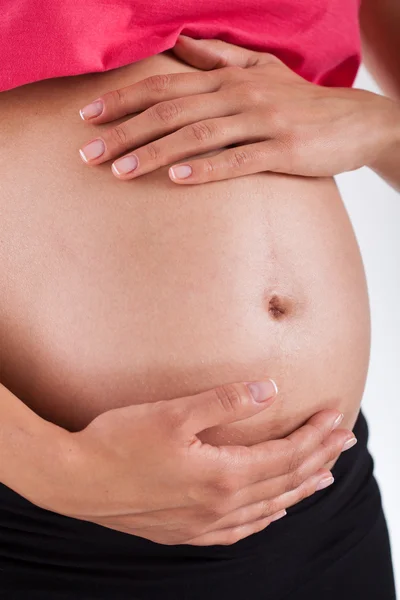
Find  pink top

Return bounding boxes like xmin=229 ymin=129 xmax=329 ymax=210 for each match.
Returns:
xmin=2 ymin=0 xmax=362 ymax=92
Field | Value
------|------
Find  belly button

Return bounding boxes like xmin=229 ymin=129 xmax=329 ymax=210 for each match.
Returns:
xmin=266 ymin=293 xmax=292 ymax=320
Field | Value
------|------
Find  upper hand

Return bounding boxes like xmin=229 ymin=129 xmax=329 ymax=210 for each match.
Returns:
xmin=54 ymin=379 xmax=355 ymax=546
xmin=78 ymin=36 xmax=400 ymax=184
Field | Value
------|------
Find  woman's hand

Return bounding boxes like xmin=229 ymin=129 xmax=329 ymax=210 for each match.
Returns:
xmin=78 ymin=36 xmax=400 ymax=185
xmin=54 ymin=380 xmax=355 ymax=546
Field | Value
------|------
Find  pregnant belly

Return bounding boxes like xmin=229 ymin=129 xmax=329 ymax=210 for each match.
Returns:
xmin=0 ymin=51 xmax=370 ymax=447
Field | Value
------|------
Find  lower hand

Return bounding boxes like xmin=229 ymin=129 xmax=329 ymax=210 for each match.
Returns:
xmin=78 ymin=36 xmax=400 ymax=185
xmin=54 ymin=380 xmax=355 ymax=546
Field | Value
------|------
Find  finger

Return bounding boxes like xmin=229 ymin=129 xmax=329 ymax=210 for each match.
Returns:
xmin=206 ymin=467 xmax=333 ymax=532
xmin=251 ymin=468 xmax=335 ymax=519
xmin=111 ymin=115 xmax=254 ymax=180
xmin=79 ymin=71 xmax=219 ymax=123
xmin=236 ymin=428 xmax=351 ymax=507
xmin=172 ymin=35 xmax=272 ymax=70
xmin=224 ymin=409 xmax=348 ymax=486
xmin=78 ymin=92 xmax=234 ymax=166
xmin=168 ymin=140 xmax=293 ymax=184
xmin=156 ymin=380 xmax=278 ymax=441
xmin=206 ymin=501 xmax=288 ymax=533
xmin=183 ymin=510 xmax=285 ymax=547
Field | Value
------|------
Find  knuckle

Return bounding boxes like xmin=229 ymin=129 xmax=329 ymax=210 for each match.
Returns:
xmin=229 ymin=149 xmax=251 ymax=170
xmin=110 ymin=124 xmax=128 ymax=146
xmin=286 ymin=440 xmax=305 ymax=474
xmin=216 ymin=476 xmax=238 ymax=497
xmin=189 ymin=121 xmax=215 ymax=143
xmin=202 ymin=158 xmax=216 ymax=174
xmin=151 ymin=100 xmax=182 ymax=124
xmin=266 ymin=103 xmax=287 ymax=132
xmin=282 ymin=135 xmax=300 ymax=171
xmin=288 ymin=468 xmax=306 ymax=492
xmin=114 ymin=87 xmax=126 ymax=107
xmin=144 ymin=74 xmax=171 ymax=93
xmin=307 ymin=422 xmax=325 ymax=443
xmin=295 ymin=482 xmax=312 ymax=503
xmin=325 ymin=437 xmax=342 ymax=462
xmin=259 ymin=500 xmax=274 ymax=518
xmin=210 ymin=470 xmax=239 ymax=499
xmin=213 ymin=384 xmax=246 ymax=415
xmin=105 ymin=87 xmax=127 ymax=110
xmin=144 ymin=142 xmax=161 ymax=161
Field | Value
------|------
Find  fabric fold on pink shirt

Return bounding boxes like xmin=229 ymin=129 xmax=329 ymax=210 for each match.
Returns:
xmin=2 ymin=0 xmax=362 ymax=92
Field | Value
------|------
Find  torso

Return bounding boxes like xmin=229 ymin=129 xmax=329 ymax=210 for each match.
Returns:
xmin=0 ymin=51 xmax=370 ymax=449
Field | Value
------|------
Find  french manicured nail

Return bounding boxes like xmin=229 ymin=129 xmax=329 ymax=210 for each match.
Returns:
xmin=112 ymin=155 xmax=138 ymax=175
xmin=169 ymin=165 xmax=193 ymax=180
xmin=79 ymin=139 xmax=105 ymax=162
xmin=246 ymin=379 xmax=278 ymax=403
xmin=316 ymin=475 xmax=334 ymax=491
xmin=79 ymin=100 xmax=104 ymax=120
xmin=342 ymin=437 xmax=357 ymax=452
xmin=270 ymin=509 xmax=287 ymax=522
xmin=332 ymin=413 xmax=344 ymax=430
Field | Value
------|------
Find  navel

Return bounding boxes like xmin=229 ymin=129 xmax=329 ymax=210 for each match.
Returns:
xmin=266 ymin=293 xmax=293 ymax=320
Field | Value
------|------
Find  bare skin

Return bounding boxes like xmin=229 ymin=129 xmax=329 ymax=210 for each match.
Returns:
xmin=77 ymin=36 xmax=400 ymax=190
xmin=0 ymin=52 xmax=369 ymax=447
xmin=0 ymin=381 xmax=355 ymax=545
xmin=359 ymin=0 xmax=400 ymax=189
xmin=6 ymin=0 xmax=400 ymax=542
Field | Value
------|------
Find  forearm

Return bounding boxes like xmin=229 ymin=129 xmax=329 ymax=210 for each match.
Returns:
xmin=0 ymin=383 xmax=74 ymax=510
xmin=360 ymin=0 xmax=400 ymax=102
xmin=367 ymin=103 xmax=400 ymax=192
xmin=359 ymin=0 xmax=400 ymax=191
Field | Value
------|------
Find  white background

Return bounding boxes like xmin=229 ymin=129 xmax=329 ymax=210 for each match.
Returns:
xmin=336 ymin=64 xmax=400 ymax=592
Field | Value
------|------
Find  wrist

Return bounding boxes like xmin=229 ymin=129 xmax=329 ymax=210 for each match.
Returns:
xmin=25 ymin=421 xmax=80 ymax=514
xmin=367 ymin=99 xmax=400 ymax=172
xmin=0 ymin=386 xmax=78 ymax=512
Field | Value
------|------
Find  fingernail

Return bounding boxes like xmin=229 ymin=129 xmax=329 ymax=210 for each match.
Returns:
xmin=79 ymin=100 xmax=104 ymax=120
xmin=79 ymin=139 xmax=105 ymax=162
xmin=342 ymin=437 xmax=357 ymax=452
xmin=112 ymin=155 xmax=138 ymax=175
xmin=270 ymin=509 xmax=287 ymax=522
xmin=316 ymin=475 xmax=334 ymax=491
xmin=246 ymin=379 xmax=278 ymax=403
xmin=332 ymin=413 xmax=344 ymax=430
xmin=169 ymin=165 xmax=193 ymax=180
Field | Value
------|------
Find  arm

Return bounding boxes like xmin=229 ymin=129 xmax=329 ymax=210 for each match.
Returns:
xmin=0 ymin=383 xmax=73 ymax=509
xmin=0 ymin=381 xmax=354 ymax=545
xmin=360 ymin=0 xmax=400 ymax=100
xmin=360 ymin=0 xmax=400 ymax=190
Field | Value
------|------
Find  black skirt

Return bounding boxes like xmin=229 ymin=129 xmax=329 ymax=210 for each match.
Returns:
xmin=0 ymin=410 xmax=396 ymax=600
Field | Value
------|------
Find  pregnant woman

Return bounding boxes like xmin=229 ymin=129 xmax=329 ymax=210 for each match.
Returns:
xmin=1 ymin=0 xmax=399 ymax=598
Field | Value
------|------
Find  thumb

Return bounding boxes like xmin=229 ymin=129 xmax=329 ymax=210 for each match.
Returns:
xmin=172 ymin=35 xmax=263 ymax=70
xmin=165 ymin=380 xmax=278 ymax=439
